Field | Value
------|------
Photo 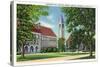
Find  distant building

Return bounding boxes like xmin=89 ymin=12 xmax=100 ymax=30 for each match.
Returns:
xmin=66 ymin=34 xmax=87 ymax=51
xmin=58 ymin=15 xmax=66 ymax=51
xmin=66 ymin=33 xmax=72 ymax=49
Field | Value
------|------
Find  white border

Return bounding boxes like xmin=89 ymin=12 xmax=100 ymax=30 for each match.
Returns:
xmin=13 ymin=1 xmax=17 ymax=66
xmin=12 ymin=1 xmax=97 ymax=66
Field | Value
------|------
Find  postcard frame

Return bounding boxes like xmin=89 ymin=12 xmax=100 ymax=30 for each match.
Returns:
xmin=10 ymin=1 xmax=97 ymax=66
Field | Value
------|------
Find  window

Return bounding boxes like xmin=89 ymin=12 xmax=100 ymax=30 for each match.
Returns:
xmin=24 ymin=46 xmax=28 ymax=53
xmin=35 ymin=46 xmax=38 ymax=52
xmin=36 ymin=35 xmax=39 ymax=39
xmin=33 ymin=39 xmax=36 ymax=44
xmin=30 ymin=46 xmax=34 ymax=52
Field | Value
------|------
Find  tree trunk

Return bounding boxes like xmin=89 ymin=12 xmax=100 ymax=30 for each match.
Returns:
xmin=89 ymin=42 xmax=93 ymax=57
xmin=22 ymin=44 xmax=25 ymax=58
xmin=77 ymin=44 xmax=79 ymax=53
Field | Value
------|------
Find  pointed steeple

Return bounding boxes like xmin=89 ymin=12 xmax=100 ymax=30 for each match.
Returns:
xmin=58 ymin=15 xmax=64 ymax=38
xmin=61 ymin=15 xmax=64 ymax=24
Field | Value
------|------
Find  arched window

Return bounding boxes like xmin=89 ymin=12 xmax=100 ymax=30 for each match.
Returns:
xmin=24 ymin=46 xmax=28 ymax=53
xmin=35 ymin=46 xmax=38 ymax=52
xmin=33 ymin=39 xmax=36 ymax=44
xmin=30 ymin=46 xmax=34 ymax=53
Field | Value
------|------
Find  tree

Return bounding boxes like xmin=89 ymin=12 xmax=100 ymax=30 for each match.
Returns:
xmin=62 ymin=7 xmax=95 ymax=56
xmin=17 ymin=4 xmax=48 ymax=58
xmin=58 ymin=38 xmax=65 ymax=52
xmin=71 ymin=28 xmax=86 ymax=51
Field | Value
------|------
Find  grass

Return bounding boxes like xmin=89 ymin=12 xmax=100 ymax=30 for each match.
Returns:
xmin=75 ymin=55 xmax=95 ymax=59
xmin=17 ymin=52 xmax=95 ymax=62
xmin=17 ymin=53 xmax=63 ymax=61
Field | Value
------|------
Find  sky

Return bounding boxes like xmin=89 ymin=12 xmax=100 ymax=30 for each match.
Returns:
xmin=38 ymin=6 xmax=69 ymax=38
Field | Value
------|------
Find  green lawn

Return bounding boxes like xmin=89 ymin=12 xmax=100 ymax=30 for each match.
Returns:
xmin=17 ymin=52 xmax=95 ymax=62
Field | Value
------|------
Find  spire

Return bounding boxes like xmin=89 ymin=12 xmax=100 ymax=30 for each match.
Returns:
xmin=58 ymin=14 xmax=65 ymax=38
xmin=61 ymin=15 xmax=64 ymax=24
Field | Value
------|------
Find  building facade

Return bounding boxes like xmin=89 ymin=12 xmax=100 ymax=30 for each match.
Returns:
xmin=66 ymin=34 xmax=88 ymax=51
xmin=24 ymin=25 xmax=57 ymax=53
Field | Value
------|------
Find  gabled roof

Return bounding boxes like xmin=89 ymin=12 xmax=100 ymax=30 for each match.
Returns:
xmin=66 ymin=33 xmax=72 ymax=42
xmin=32 ymin=26 xmax=56 ymax=37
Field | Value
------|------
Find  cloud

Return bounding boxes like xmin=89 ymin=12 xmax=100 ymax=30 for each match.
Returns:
xmin=39 ymin=21 xmax=54 ymax=28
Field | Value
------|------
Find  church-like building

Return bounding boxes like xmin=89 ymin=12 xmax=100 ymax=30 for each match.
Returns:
xmin=24 ymin=23 xmax=57 ymax=53
xmin=24 ymin=15 xmax=65 ymax=53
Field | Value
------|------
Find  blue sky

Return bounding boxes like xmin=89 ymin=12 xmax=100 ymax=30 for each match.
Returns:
xmin=38 ymin=6 xmax=69 ymax=38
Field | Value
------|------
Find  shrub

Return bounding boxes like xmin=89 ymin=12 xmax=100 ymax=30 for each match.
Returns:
xmin=17 ymin=52 xmax=21 ymax=55
xmin=41 ymin=47 xmax=58 ymax=53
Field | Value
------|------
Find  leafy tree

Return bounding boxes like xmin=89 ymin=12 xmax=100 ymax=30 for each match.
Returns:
xmin=62 ymin=7 xmax=95 ymax=56
xmin=17 ymin=4 xmax=48 ymax=58
xmin=58 ymin=38 xmax=65 ymax=52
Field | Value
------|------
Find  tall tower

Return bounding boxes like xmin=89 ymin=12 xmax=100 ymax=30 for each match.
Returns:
xmin=58 ymin=15 xmax=64 ymax=38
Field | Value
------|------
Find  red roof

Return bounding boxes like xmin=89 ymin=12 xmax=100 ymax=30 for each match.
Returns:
xmin=32 ymin=26 xmax=56 ymax=37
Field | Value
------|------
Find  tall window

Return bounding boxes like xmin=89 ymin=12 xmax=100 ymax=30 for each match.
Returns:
xmin=35 ymin=46 xmax=38 ymax=52
xmin=24 ymin=46 xmax=28 ymax=53
xmin=30 ymin=46 xmax=34 ymax=52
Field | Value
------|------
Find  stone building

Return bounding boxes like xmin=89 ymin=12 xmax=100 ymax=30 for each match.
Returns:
xmin=24 ymin=24 xmax=57 ymax=53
